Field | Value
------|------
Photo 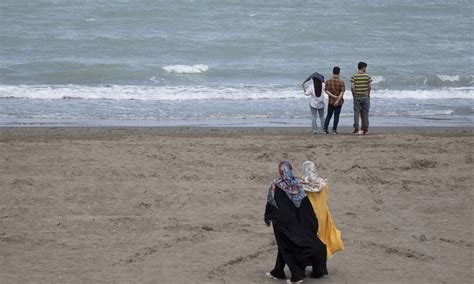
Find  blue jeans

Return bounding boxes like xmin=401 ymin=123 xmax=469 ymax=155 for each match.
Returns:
xmin=310 ymin=106 xmax=324 ymax=133
xmin=353 ymin=97 xmax=370 ymax=130
xmin=324 ymin=104 xmax=342 ymax=131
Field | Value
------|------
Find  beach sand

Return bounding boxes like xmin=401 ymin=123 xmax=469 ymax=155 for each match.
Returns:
xmin=1 ymin=127 xmax=472 ymax=283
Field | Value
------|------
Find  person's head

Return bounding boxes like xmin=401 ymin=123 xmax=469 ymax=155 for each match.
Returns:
xmin=358 ymin=62 xmax=367 ymax=72
xmin=333 ymin=66 xmax=341 ymax=77
xmin=301 ymin=160 xmax=325 ymax=192
xmin=302 ymin=161 xmax=316 ymax=177
xmin=278 ymin=160 xmax=294 ymax=179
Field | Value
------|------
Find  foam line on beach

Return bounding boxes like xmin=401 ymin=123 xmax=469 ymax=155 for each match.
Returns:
xmin=1 ymin=85 xmax=473 ymax=101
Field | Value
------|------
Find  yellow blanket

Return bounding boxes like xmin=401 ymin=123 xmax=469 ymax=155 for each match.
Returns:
xmin=306 ymin=184 xmax=344 ymax=259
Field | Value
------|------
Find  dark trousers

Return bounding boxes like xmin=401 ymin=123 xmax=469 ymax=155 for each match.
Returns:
xmin=353 ymin=97 xmax=370 ymax=130
xmin=324 ymin=104 xmax=342 ymax=131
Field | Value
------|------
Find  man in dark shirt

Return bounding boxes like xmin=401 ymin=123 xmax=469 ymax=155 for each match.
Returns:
xmin=323 ymin=67 xmax=345 ymax=134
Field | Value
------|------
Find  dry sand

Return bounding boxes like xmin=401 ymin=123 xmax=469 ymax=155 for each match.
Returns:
xmin=1 ymin=127 xmax=473 ymax=283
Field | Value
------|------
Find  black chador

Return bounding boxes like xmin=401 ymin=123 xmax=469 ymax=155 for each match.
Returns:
xmin=265 ymin=186 xmax=328 ymax=282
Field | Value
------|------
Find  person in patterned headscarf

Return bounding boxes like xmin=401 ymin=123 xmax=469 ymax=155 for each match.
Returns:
xmin=301 ymin=161 xmax=344 ymax=260
xmin=267 ymin=160 xmax=307 ymax=209
xmin=265 ymin=161 xmax=328 ymax=283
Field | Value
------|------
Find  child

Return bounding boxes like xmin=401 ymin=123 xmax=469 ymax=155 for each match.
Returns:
xmin=300 ymin=161 xmax=344 ymax=259
xmin=302 ymin=73 xmax=325 ymax=134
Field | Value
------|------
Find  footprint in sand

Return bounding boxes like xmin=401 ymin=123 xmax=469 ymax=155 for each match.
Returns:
xmin=465 ymin=155 xmax=473 ymax=164
xmin=410 ymin=159 xmax=438 ymax=169
xmin=11 ymin=178 xmax=35 ymax=188
xmin=0 ymin=234 xmax=26 ymax=244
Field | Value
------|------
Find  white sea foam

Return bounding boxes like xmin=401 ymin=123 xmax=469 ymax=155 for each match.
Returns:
xmin=407 ymin=109 xmax=455 ymax=116
xmin=162 ymin=64 xmax=209 ymax=74
xmin=0 ymin=85 xmax=300 ymax=101
xmin=1 ymin=85 xmax=473 ymax=101
xmin=375 ymin=88 xmax=473 ymax=99
xmin=372 ymin=76 xmax=385 ymax=84
xmin=149 ymin=76 xmax=160 ymax=83
xmin=437 ymin=75 xmax=460 ymax=82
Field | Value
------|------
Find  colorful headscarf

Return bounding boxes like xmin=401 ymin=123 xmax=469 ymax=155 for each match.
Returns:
xmin=301 ymin=161 xmax=327 ymax=192
xmin=267 ymin=161 xmax=306 ymax=208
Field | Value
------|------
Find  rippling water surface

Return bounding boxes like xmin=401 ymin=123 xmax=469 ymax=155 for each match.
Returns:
xmin=1 ymin=0 xmax=472 ymax=126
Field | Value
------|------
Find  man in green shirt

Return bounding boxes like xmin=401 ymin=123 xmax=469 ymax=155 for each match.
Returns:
xmin=351 ymin=62 xmax=372 ymax=135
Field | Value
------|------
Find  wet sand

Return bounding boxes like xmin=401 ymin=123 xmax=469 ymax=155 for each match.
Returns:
xmin=1 ymin=127 xmax=473 ymax=283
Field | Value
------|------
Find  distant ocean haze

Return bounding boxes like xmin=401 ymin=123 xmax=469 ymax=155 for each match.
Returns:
xmin=0 ymin=0 xmax=472 ymax=126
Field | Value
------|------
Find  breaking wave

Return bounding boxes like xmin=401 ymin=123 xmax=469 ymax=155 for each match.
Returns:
xmin=162 ymin=64 xmax=209 ymax=74
xmin=1 ymin=85 xmax=473 ymax=101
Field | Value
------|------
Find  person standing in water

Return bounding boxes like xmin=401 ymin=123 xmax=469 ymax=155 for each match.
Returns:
xmin=323 ymin=67 xmax=345 ymax=134
xmin=351 ymin=62 xmax=372 ymax=135
xmin=302 ymin=72 xmax=325 ymax=134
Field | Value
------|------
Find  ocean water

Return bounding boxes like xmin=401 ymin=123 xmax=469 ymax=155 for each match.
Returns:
xmin=1 ymin=0 xmax=473 ymax=127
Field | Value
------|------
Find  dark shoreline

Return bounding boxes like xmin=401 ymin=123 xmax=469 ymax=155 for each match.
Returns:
xmin=1 ymin=126 xmax=472 ymax=142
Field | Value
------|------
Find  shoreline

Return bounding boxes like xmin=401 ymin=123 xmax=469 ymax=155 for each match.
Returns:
xmin=1 ymin=115 xmax=472 ymax=128
xmin=1 ymin=126 xmax=473 ymax=142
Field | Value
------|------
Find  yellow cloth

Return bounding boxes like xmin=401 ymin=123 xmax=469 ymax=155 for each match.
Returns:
xmin=306 ymin=184 xmax=344 ymax=259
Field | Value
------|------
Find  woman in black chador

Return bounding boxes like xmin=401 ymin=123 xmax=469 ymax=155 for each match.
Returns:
xmin=264 ymin=161 xmax=328 ymax=283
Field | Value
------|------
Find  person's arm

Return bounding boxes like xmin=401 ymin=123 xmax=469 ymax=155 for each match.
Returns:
xmin=325 ymin=90 xmax=338 ymax=99
xmin=351 ymin=76 xmax=355 ymax=96
xmin=264 ymin=203 xmax=274 ymax=226
xmin=367 ymin=80 xmax=372 ymax=97
xmin=302 ymin=72 xmax=324 ymax=86
xmin=336 ymin=82 xmax=346 ymax=103
xmin=335 ymin=93 xmax=342 ymax=105
xmin=324 ymin=84 xmax=339 ymax=99
xmin=302 ymin=73 xmax=314 ymax=86
xmin=336 ymin=90 xmax=345 ymax=103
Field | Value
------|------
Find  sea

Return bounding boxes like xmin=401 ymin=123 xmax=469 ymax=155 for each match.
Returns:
xmin=1 ymin=0 xmax=473 ymax=127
